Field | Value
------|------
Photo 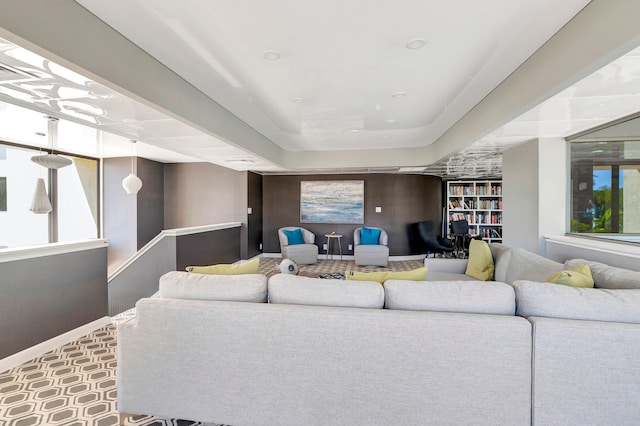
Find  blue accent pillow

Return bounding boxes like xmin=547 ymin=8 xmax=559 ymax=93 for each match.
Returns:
xmin=283 ymin=228 xmax=305 ymax=245
xmin=360 ymin=227 xmax=381 ymax=245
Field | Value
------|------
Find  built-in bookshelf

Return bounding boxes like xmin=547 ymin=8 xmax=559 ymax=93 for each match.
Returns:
xmin=446 ymin=180 xmax=503 ymax=243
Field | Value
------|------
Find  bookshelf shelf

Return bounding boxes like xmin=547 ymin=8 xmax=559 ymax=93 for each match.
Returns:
xmin=446 ymin=180 xmax=503 ymax=243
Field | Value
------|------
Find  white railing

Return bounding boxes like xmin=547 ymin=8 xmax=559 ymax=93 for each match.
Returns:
xmin=108 ymin=222 xmax=241 ymax=281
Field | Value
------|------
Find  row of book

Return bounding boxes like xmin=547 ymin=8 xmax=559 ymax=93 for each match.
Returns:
xmin=449 ymin=199 xmax=503 ymax=210
xmin=449 ymin=213 xmax=502 ymax=224
xmin=449 ymin=184 xmax=502 ymax=196
xmin=480 ymin=227 xmax=502 ymax=239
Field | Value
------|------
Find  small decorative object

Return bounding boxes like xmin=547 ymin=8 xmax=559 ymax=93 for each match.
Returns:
xmin=122 ymin=140 xmax=143 ymax=195
xmin=278 ymin=258 xmax=299 ymax=275
xmin=30 ymin=178 xmax=53 ymax=214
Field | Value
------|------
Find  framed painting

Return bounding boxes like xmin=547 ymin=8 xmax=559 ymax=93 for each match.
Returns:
xmin=300 ymin=180 xmax=364 ymax=224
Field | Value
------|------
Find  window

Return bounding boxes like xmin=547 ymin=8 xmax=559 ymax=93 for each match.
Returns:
xmin=0 ymin=145 xmax=49 ymax=247
xmin=0 ymin=102 xmax=101 ymax=248
xmin=0 ymin=143 xmax=100 ymax=248
xmin=571 ymin=141 xmax=640 ymax=242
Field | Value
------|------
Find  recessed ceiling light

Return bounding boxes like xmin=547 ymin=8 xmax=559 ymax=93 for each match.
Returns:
xmin=263 ymin=50 xmax=281 ymax=60
xmin=344 ymin=128 xmax=361 ymax=134
xmin=392 ymin=91 xmax=407 ymax=98
xmin=386 ymin=119 xmax=397 ymax=124
xmin=291 ymin=97 xmax=305 ymax=103
xmin=405 ymin=38 xmax=427 ymax=50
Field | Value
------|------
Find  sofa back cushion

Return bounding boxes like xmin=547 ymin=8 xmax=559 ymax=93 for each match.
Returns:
xmin=504 ymin=248 xmax=564 ymax=284
xmin=513 ymin=280 xmax=640 ymax=323
xmin=268 ymin=274 xmax=384 ymax=308
xmin=384 ymin=280 xmax=516 ymax=315
xmin=564 ymin=258 xmax=640 ymax=289
xmin=159 ymin=271 xmax=267 ymax=302
xmin=489 ymin=243 xmax=512 ymax=283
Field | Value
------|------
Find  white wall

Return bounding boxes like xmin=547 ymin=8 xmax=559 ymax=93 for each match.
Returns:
xmin=503 ymin=138 xmax=567 ymax=255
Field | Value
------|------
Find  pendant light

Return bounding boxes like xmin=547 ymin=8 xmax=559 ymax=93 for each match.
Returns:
xmin=30 ymin=116 xmax=72 ymax=169
xmin=30 ymin=178 xmax=52 ymax=214
xmin=122 ymin=140 xmax=143 ymax=195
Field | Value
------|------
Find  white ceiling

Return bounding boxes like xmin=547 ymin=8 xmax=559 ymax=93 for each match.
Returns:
xmin=74 ymin=0 xmax=590 ymax=152
xmin=0 ymin=1 xmax=639 ymax=177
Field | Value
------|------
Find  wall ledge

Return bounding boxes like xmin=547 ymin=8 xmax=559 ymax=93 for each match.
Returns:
xmin=0 ymin=239 xmax=108 ymax=264
xmin=162 ymin=222 xmax=242 ymax=237
xmin=545 ymin=234 xmax=640 ymax=258
xmin=108 ymin=222 xmax=242 ymax=281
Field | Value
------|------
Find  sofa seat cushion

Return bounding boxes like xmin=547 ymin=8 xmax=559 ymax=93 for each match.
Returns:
xmin=564 ymin=258 xmax=640 ymax=289
xmin=504 ymin=248 xmax=564 ymax=284
xmin=384 ymin=280 xmax=516 ymax=315
xmin=268 ymin=274 xmax=384 ymax=308
xmin=159 ymin=271 xmax=267 ymax=302
xmin=513 ymin=280 xmax=640 ymax=323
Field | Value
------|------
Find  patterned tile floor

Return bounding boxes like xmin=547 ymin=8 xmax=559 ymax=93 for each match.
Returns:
xmin=0 ymin=258 xmax=423 ymax=425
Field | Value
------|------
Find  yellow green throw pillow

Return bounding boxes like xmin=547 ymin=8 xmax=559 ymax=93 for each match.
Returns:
xmin=346 ymin=267 xmax=427 ymax=284
xmin=546 ymin=263 xmax=594 ymax=288
xmin=186 ymin=257 xmax=260 ymax=275
xmin=465 ymin=239 xmax=495 ymax=281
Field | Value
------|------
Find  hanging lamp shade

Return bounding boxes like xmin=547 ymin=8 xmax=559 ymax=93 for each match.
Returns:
xmin=30 ymin=178 xmax=53 ymax=214
xmin=122 ymin=173 xmax=143 ymax=194
xmin=31 ymin=153 xmax=73 ymax=169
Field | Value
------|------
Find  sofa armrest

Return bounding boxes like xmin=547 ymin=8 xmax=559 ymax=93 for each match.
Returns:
xmin=424 ymin=258 xmax=468 ymax=274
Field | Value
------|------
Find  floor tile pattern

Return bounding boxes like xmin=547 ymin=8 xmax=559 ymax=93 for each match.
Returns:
xmin=0 ymin=259 xmax=422 ymax=425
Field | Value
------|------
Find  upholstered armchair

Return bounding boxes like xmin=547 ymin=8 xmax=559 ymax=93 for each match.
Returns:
xmin=278 ymin=227 xmax=318 ymax=265
xmin=354 ymin=227 xmax=389 ymax=266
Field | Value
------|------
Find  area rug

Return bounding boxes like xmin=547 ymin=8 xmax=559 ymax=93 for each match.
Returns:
xmin=259 ymin=257 xmax=424 ymax=279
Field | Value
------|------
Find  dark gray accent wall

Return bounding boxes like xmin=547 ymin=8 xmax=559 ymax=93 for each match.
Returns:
xmin=176 ymin=227 xmax=241 ymax=271
xmin=0 ymin=247 xmax=108 ymax=359
xmin=136 ymin=157 xmax=164 ymax=249
xmin=263 ymin=174 xmax=442 ymax=256
xmin=247 ymin=172 xmax=263 ymax=258
xmin=164 ymin=162 xmax=246 ymax=229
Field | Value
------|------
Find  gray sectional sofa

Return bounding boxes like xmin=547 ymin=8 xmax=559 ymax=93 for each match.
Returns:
xmin=118 ymin=248 xmax=640 ymax=426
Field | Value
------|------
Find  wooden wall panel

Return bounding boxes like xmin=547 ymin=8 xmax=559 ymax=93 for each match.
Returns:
xmin=263 ymin=174 xmax=443 ymax=256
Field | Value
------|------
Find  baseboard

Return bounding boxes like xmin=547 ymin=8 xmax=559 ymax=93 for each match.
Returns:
xmin=0 ymin=316 xmax=112 ymax=374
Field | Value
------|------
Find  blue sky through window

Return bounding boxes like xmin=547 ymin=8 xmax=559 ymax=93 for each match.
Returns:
xmin=593 ymin=169 xmax=624 ymax=189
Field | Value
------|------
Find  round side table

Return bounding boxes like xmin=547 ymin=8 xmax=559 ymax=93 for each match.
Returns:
xmin=324 ymin=233 xmax=343 ymax=260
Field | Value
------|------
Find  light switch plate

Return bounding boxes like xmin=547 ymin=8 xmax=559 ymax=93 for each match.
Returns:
xmin=247 ymin=207 xmax=252 ymax=214
xmin=375 ymin=206 xmax=382 ymax=213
